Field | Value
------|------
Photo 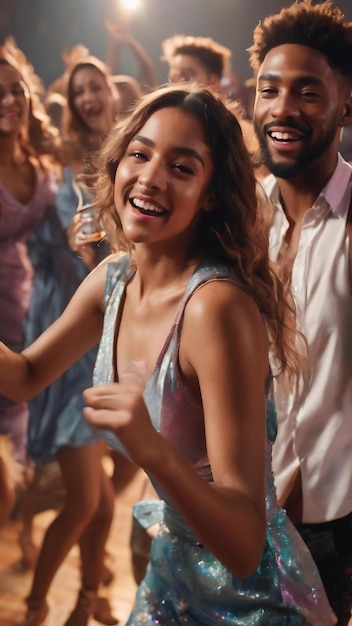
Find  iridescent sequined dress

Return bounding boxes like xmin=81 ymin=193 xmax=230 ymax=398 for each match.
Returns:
xmin=94 ymin=256 xmax=336 ymax=625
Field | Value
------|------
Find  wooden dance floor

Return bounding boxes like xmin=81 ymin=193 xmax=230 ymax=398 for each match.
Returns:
xmin=0 ymin=468 xmax=148 ymax=626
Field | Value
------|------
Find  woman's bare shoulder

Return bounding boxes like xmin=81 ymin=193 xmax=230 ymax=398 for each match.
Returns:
xmin=182 ymin=278 xmax=267 ymax=365
xmin=185 ymin=279 xmax=260 ymax=328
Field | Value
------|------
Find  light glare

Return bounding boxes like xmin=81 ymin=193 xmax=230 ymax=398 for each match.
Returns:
xmin=119 ymin=0 xmax=140 ymax=11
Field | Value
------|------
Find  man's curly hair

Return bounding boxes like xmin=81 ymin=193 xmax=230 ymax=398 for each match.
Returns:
xmin=161 ymin=35 xmax=231 ymax=79
xmin=248 ymin=0 xmax=352 ymax=84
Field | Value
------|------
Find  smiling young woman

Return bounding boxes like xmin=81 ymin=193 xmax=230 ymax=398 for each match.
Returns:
xmin=0 ymin=83 xmax=336 ymax=625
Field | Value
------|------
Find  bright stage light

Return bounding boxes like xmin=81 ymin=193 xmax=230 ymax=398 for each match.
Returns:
xmin=119 ymin=0 xmax=140 ymax=11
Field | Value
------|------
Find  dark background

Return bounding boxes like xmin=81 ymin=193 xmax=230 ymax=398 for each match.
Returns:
xmin=1 ymin=0 xmax=352 ymax=88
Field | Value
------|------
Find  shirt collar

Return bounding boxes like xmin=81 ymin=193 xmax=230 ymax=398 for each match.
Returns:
xmin=322 ymin=154 xmax=352 ymax=218
xmin=263 ymin=153 xmax=352 ymax=219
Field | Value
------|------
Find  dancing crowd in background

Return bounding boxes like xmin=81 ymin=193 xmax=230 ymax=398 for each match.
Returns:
xmin=0 ymin=1 xmax=352 ymax=625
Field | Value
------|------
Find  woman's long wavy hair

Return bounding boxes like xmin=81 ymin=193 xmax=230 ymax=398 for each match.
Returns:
xmin=95 ymin=83 xmax=300 ymax=380
xmin=0 ymin=43 xmax=59 ymax=172
xmin=62 ymin=57 xmax=120 ymax=164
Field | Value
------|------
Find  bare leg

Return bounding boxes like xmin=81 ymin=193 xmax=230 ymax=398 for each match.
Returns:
xmin=110 ymin=449 xmax=139 ymax=495
xmin=63 ymin=443 xmax=117 ymax=626
xmin=25 ymin=440 xmax=114 ymax=608
xmin=78 ymin=456 xmax=115 ymax=592
xmin=18 ymin=460 xmax=63 ymax=570
xmin=0 ymin=434 xmax=17 ymax=526
xmin=18 ymin=495 xmax=38 ymax=570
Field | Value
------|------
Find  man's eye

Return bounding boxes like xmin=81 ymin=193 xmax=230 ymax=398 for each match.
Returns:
xmin=259 ymin=87 xmax=277 ymax=96
xmin=301 ymin=91 xmax=320 ymax=99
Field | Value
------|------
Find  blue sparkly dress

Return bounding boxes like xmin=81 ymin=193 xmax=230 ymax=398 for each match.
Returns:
xmin=24 ymin=168 xmax=100 ymax=463
xmin=94 ymin=256 xmax=336 ymax=626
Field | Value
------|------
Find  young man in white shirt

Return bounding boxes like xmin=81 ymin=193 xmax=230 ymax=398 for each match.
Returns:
xmin=249 ymin=1 xmax=352 ymax=624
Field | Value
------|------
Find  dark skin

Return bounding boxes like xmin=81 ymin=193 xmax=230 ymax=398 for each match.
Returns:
xmin=254 ymin=43 xmax=352 ymax=519
xmin=254 ymin=43 xmax=352 ymax=292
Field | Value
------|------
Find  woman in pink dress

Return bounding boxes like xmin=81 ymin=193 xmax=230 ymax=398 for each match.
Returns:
xmin=0 ymin=43 xmax=58 ymax=466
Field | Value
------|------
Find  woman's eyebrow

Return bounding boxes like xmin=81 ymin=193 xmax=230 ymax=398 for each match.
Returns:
xmin=133 ymin=134 xmax=205 ymax=166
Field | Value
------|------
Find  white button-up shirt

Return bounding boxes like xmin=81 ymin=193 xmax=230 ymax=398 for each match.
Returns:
xmin=263 ymin=154 xmax=352 ymax=523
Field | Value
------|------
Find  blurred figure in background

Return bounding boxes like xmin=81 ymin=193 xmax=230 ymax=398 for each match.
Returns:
xmin=17 ymin=51 xmax=122 ymax=626
xmin=46 ymin=44 xmax=90 ymax=101
xmin=0 ymin=36 xmax=59 ymax=474
xmin=161 ymin=33 xmax=231 ymax=90
xmin=161 ymin=32 xmax=247 ymax=105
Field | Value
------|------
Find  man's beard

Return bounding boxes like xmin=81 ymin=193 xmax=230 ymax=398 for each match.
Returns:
xmin=253 ymin=122 xmax=337 ymax=179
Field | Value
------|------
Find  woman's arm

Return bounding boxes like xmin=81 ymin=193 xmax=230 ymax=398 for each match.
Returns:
xmin=83 ymin=280 xmax=269 ymax=578
xmin=156 ymin=281 xmax=268 ymax=576
xmin=0 ymin=255 xmax=116 ymax=402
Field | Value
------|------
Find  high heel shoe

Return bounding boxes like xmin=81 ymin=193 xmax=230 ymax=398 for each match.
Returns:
xmin=18 ymin=599 xmax=49 ymax=626
xmin=63 ymin=588 xmax=96 ymax=626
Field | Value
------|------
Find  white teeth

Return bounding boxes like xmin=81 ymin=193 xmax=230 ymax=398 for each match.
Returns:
xmin=270 ymin=131 xmax=297 ymax=141
xmin=132 ymin=198 xmax=165 ymax=214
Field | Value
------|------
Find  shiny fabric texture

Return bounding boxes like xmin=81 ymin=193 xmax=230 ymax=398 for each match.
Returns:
xmin=24 ymin=171 xmax=100 ymax=463
xmin=94 ymin=256 xmax=336 ymax=625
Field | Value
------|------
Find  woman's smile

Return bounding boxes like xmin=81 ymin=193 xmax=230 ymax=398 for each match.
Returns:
xmin=114 ymin=106 xmax=213 ymax=246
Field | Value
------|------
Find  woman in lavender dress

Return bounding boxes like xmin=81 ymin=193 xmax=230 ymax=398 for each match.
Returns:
xmin=0 ymin=43 xmax=58 ymax=466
